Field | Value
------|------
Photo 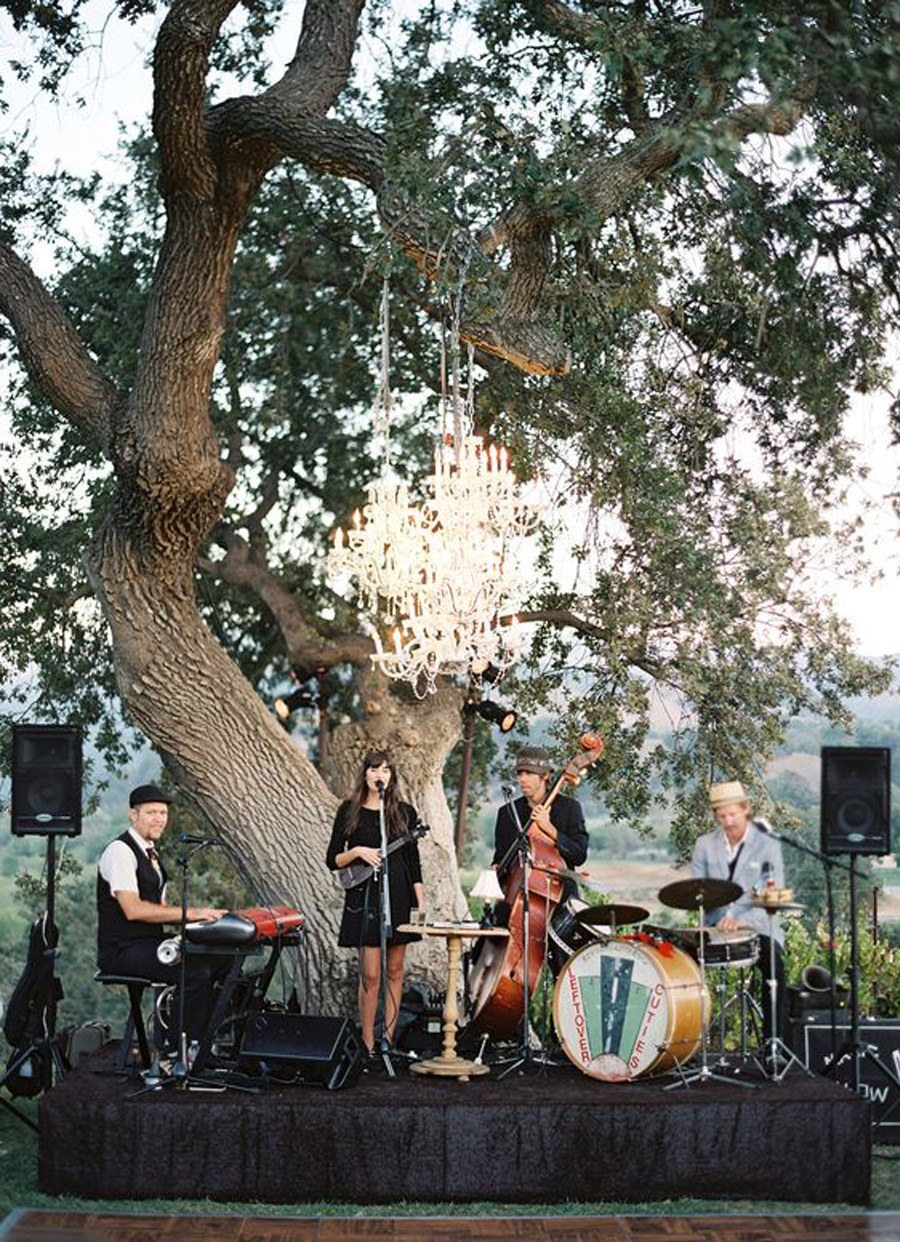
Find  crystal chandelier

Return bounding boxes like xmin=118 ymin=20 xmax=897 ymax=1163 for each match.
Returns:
xmin=328 ymin=281 xmax=538 ymax=695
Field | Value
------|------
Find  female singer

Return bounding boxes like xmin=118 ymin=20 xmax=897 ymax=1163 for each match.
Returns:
xmin=326 ymin=749 xmax=425 ymax=1056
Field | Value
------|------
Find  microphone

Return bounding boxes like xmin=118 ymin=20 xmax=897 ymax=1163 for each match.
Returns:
xmin=376 ymin=779 xmax=385 ymax=796
xmin=753 ymin=817 xmax=781 ymax=839
xmin=501 ymin=784 xmax=515 ymax=800
xmin=178 ymin=833 xmax=220 ymax=846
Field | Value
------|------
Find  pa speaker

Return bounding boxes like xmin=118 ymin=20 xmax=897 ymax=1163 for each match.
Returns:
xmin=11 ymin=725 xmax=82 ymax=837
xmin=239 ymin=1012 xmax=363 ymax=1090
xmin=820 ymin=746 xmax=890 ymax=857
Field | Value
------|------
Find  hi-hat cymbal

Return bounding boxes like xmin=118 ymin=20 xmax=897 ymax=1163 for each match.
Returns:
xmin=576 ymin=903 xmax=649 ymax=927
xmin=658 ymin=878 xmax=742 ymax=911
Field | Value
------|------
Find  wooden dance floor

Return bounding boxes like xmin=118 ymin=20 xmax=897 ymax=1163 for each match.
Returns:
xmin=37 ymin=1044 xmax=872 ymax=1206
xmin=2 ymin=1212 xmax=900 ymax=1241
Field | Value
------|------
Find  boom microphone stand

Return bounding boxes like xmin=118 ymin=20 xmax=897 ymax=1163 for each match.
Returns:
xmin=375 ymin=780 xmax=396 ymax=1078
xmin=129 ymin=838 xmax=246 ymax=1098
xmin=496 ymin=789 xmax=541 ymax=1079
xmin=829 ymin=853 xmax=900 ymax=1133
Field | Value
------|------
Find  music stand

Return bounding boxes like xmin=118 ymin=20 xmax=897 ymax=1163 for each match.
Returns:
xmin=659 ymin=878 xmax=755 ymax=1090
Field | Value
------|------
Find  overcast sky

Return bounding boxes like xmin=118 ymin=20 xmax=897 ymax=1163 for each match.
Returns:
xmin=2 ymin=5 xmax=897 ymax=659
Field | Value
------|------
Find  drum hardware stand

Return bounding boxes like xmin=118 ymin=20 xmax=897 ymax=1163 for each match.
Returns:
xmin=665 ymin=900 xmax=754 ymax=1091
xmin=753 ymin=900 xmax=810 ymax=1083
xmin=713 ymin=964 xmax=763 ymax=1070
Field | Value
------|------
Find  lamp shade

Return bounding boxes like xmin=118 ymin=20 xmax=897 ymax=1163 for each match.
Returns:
xmin=470 ymin=868 xmax=505 ymax=901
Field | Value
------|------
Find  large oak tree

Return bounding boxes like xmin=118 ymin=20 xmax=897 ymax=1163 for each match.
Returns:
xmin=1 ymin=1 xmax=897 ymax=1001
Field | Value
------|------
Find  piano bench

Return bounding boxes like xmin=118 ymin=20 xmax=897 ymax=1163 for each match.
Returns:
xmin=94 ymin=971 xmax=170 ymax=1074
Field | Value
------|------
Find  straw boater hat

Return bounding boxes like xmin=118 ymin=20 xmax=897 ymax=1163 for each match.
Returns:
xmin=708 ymin=780 xmax=749 ymax=808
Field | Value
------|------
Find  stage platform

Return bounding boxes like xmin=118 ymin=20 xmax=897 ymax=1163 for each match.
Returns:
xmin=38 ymin=1045 xmax=872 ymax=1205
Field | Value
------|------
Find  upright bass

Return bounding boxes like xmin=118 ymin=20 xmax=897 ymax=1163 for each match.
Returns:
xmin=464 ymin=733 xmax=605 ymax=1039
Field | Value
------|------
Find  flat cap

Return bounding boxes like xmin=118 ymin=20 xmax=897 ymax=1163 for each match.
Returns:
xmin=516 ymin=746 xmax=552 ymax=776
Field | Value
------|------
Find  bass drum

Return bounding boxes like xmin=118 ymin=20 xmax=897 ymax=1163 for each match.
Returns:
xmin=553 ymin=937 xmax=708 ymax=1081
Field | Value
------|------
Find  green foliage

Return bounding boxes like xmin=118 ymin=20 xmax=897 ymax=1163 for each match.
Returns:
xmin=786 ymin=913 xmax=900 ymax=1019
xmin=1 ymin=0 xmax=898 ymax=837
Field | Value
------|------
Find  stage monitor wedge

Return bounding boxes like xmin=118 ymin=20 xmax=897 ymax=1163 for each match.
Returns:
xmin=11 ymin=724 xmax=83 ymax=838
xmin=820 ymin=745 xmax=891 ymax=857
xmin=240 ymin=1012 xmax=363 ymax=1090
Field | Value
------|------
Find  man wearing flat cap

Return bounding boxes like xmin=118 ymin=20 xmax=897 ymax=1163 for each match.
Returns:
xmin=97 ymin=784 xmax=227 ymax=1050
xmin=491 ymin=745 xmax=589 ymax=972
xmin=691 ymin=780 xmax=788 ymax=1046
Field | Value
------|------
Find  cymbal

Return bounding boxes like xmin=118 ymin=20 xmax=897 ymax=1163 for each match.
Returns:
xmin=750 ymin=897 xmax=805 ymax=914
xmin=576 ymin=903 xmax=649 ymax=927
xmin=658 ymin=878 xmax=742 ymax=911
xmin=532 ymin=863 xmax=607 ymax=894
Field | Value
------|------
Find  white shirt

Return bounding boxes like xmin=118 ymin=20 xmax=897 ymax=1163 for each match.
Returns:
xmin=98 ymin=828 xmax=166 ymax=901
xmin=724 ymin=828 xmax=749 ymax=863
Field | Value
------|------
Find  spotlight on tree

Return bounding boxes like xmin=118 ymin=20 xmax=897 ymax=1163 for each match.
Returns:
xmin=464 ymin=698 xmax=517 ymax=733
xmin=274 ymin=688 xmax=316 ymax=719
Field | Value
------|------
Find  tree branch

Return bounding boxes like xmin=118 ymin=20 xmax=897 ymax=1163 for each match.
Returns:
xmin=200 ymin=528 xmax=375 ymax=669
xmin=0 ymin=241 xmax=120 ymax=449
xmin=153 ymin=0 xmax=240 ymax=200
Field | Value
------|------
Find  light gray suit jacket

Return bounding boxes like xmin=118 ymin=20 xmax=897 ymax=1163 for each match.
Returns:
xmin=690 ymin=821 xmax=786 ymax=945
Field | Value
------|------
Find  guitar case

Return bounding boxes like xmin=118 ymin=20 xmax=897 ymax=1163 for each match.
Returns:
xmin=2 ymin=914 xmax=62 ymax=1097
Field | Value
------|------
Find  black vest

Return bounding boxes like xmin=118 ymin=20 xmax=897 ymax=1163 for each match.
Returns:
xmin=97 ymin=831 xmax=168 ymax=969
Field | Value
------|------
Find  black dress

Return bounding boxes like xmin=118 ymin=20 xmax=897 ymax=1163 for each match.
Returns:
xmin=326 ymin=801 xmax=423 ymax=948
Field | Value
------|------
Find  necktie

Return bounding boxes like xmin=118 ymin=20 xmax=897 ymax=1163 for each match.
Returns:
xmin=146 ymin=847 xmax=161 ymax=869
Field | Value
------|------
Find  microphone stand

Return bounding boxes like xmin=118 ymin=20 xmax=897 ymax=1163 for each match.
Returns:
xmin=496 ymin=791 xmax=540 ymax=1079
xmin=753 ymin=821 xmax=847 ymax=1069
xmin=375 ymin=782 xmax=396 ymax=1078
xmin=756 ymin=822 xmax=900 ymax=1122
xmin=129 ymin=840 xmax=210 ymax=1098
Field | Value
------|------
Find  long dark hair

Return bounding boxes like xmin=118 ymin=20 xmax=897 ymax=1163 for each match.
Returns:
xmin=344 ymin=749 xmax=408 ymax=841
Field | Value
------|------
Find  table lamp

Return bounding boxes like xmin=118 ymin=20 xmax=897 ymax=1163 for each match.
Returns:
xmin=470 ymin=868 xmax=505 ymax=927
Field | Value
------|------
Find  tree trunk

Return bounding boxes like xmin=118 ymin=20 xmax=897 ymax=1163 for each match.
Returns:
xmin=86 ymin=524 xmax=466 ymax=1009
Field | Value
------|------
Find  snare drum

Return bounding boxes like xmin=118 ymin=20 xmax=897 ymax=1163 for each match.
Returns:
xmin=553 ymin=937 xmax=708 ymax=1081
xmin=547 ymin=897 xmax=596 ymax=975
xmin=702 ymin=929 xmax=760 ymax=970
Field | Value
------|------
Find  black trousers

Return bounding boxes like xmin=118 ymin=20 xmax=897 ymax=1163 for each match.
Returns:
xmin=99 ymin=941 xmax=232 ymax=1046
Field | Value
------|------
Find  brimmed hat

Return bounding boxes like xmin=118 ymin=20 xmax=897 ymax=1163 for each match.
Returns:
xmin=709 ymin=780 xmax=748 ymax=808
xmin=516 ymin=746 xmax=552 ymax=776
xmin=129 ymin=783 xmax=173 ymax=808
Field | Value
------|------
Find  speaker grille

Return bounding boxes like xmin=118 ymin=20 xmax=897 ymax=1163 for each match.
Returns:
xmin=11 ymin=725 xmax=83 ymax=837
xmin=820 ymin=746 xmax=891 ymax=856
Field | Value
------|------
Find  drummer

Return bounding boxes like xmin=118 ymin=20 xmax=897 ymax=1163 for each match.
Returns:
xmin=691 ymin=780 xmax=787 ymax=1046
xmin=493 ymin=745 xmax=589 ymax=970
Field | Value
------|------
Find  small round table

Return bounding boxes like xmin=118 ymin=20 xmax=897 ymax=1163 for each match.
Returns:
xmin=397 ymin=922 xmax=509 ymax=1082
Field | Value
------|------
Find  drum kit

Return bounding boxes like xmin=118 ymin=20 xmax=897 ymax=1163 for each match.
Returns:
xmin=464 ymin=873 xmax=800 ymax=1086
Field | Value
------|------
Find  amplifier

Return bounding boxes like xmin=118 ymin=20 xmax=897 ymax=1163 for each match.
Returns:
xmin=239 ymin=1012 xmax=363 ymax=1090
xmin=791 ymin=1015 xmax=900 ymax=1140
